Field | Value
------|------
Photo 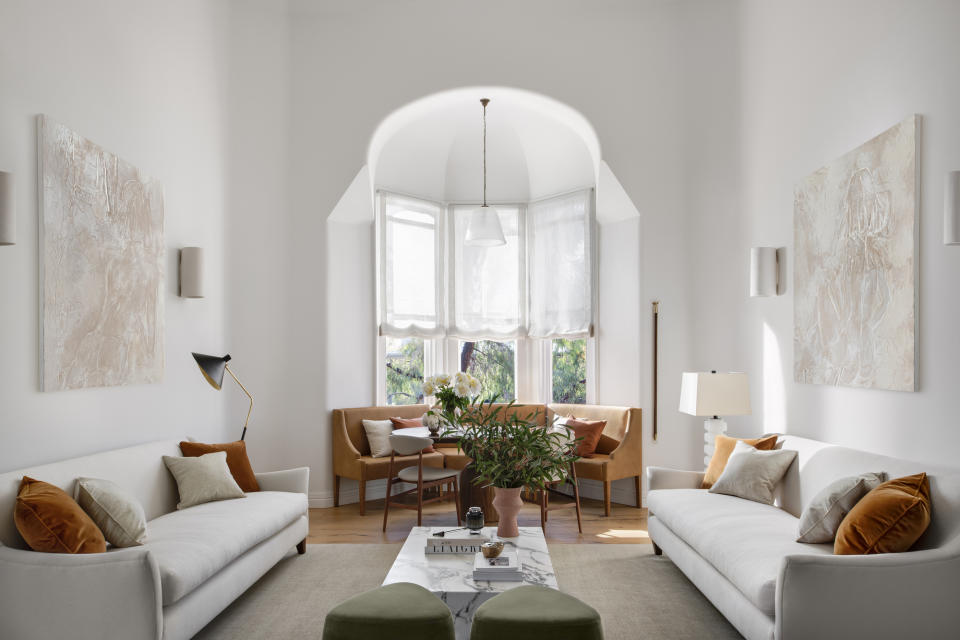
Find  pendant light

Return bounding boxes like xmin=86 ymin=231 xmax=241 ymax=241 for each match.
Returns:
xmin=465 ymin=98 xmax=506 ymax=247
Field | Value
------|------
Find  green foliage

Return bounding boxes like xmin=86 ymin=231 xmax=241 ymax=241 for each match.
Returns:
xmin=438 ymin=399 xmax=581 ymax=490
xmin=552 ymin=338 xmax=586 ymax=404
xmin=460 ymin=340 xmax=515 ymax=402
xmin=385 ymin=337 xmax=424 ymax=405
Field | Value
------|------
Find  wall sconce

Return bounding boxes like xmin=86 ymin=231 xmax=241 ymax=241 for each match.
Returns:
xmin=179 ymin=247 xmax=205 ymax=298
xmin=0 ymin=171 xmax=14 ymax=246
xmin=946 ymin=171 xmax=960 ymax=246
xmin=750 ymin=247 xmax=784 ymax=297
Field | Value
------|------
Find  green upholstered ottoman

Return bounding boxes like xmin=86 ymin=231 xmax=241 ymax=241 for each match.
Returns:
xmin=470 ymin=585 xmax=603 ymax=640
xmin=322 ymin=582 xmax=455 ymax=640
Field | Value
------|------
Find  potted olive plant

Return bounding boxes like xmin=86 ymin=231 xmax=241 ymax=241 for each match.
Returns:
xmin=436 ymin=399 xmax=581 ymax=537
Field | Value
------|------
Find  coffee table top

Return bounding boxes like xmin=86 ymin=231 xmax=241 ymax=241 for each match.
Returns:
xmin=383 ymin=526 xmax=558 ymax=594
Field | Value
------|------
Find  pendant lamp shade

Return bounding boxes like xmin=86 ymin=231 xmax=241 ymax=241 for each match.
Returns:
xmin=192 ymin=352 xmax=230 ymax=390
xmin=465 ymin=205 xmax=506 ymax=246
xmin=465 ymin=98 xmax=506 ymax=247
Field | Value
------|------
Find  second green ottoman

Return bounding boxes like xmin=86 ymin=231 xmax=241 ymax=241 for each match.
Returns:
xmin=322 ymin=582 xmax=455 ymax=640
xmin=470 ymin=585 xmax=603 ymax=640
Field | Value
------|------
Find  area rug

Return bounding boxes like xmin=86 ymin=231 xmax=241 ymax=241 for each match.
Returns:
xmin=195 ymin=544 xmax=742 ymax=639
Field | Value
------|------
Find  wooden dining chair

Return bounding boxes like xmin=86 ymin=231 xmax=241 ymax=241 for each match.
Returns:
xmin=531 ymin=461 xmax=583 ymax=534
xmin=382 ymin=434 xmax=462 ymax=531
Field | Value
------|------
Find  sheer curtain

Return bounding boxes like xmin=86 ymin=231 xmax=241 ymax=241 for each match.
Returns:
xmin=449 ymin=204 xmax=524 ymax=339
xmin=378 ymin=193 xmax=444 ymax=338
xmin=527 ymin=189 xmax=593 ymax=338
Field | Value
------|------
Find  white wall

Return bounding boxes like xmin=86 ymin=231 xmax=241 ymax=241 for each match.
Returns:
xmin=690 ymin=0 xmax=960 ymax=465
xmin=233 ymin=0 xmax=702 ymax=507
xmin=0 ymin=0 xmax=232 ymax=471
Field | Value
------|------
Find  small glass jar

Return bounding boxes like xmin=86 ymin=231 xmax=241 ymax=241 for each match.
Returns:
xmin=465 ymin=506 xmax=484 ymax=534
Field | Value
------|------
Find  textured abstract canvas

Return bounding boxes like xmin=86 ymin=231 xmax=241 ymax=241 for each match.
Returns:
xmin=38 ymin=116 xmax=164 ymax=391
xmin=794 ymin=115 xmax=918 ymax=392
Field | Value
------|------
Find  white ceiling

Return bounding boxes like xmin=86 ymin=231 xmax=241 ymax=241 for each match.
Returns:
xmin=370 ymin=87 xmax=599 ymax=203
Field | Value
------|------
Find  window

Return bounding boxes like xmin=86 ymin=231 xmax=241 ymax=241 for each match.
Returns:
xmin=459 ymin=340 xmax=516 ymax=402
xmin=551 ymin=338 xmax=586 ymax=404
xmin=377 ymin=190 xmax=594 ymax=405
xmin=384 ymin=337 xmax=425 ymax=405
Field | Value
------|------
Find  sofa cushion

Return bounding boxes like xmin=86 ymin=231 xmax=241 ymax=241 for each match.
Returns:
xmin=648 ymin=489 xmax=832 ymax=615
xmin=146 ymin=491 xmax=306 ymax=605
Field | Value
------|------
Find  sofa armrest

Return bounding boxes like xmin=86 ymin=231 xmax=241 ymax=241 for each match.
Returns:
xmin=0 ymin=543 xmax=162 ymax=640
xmin=256 ymin=466 xmax=310 ymax=495
xmin=777 ymin=548 xmax=960 ymax=639
xmin=646 ymin=466 xmax=704 ymax=491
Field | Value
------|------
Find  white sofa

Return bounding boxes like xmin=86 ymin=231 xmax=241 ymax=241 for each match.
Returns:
xmin=0 ymin=439 xmax=309 ymax=640
xmin=646 ymin=435 xmax=960 ymax=640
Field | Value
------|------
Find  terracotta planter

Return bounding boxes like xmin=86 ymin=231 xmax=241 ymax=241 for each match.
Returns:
xmin=492 ymin=487 xmax=523 ymax=537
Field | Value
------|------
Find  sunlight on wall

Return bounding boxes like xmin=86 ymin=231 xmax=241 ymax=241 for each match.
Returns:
xmin=762 ymin=321 xmax=786 ymax=433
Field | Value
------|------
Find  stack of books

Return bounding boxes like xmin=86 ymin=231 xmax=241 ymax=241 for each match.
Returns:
xmin=425 ymin=536 xmax=489 ymax=554
xmin=472 ymin=551 xmax=523 ymax=581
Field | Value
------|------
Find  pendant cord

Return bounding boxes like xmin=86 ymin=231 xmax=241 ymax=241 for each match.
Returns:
xmin=480 ymin=98 xmax=490 ymax=207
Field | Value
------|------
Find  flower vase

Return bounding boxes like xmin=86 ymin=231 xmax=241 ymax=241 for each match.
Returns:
xmin=492 ymin=487 xmax=523 ymax=537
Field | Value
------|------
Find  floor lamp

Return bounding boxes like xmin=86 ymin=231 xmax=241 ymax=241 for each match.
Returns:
xmin=192 ymin=352 xmax=254 ymax=441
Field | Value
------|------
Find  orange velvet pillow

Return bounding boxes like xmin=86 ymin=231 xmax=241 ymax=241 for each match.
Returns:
xmin=179 ymin=441 xmax=260 ymax=492
xmin=566 ymin=418 xmax=607 ymax=458
xmin=701 ymin=434 xmax=779 ymax=489
xmin=389 ymin=417 xmax=435 ymax=453
xmin=14 ymin=476 xmax=106 ymax=554
xmin=834 ymin=473 xmax=931 ymax=555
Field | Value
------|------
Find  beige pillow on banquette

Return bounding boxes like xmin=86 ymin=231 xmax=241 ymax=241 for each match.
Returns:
xmin=796 ymin=472 xmax=887 ymax=544
xmin=163 ymin=451 xmax=246 ymax=510
xmin=362 ymin=419 xmax=394 ymax=458
xmin=75 ymin=477 xmax=148 ymax=547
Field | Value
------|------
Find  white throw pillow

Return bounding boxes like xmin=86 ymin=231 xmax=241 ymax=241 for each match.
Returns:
xmin=362 ymin=419 xmax=395 ymax=457
xmin=796 ymin=472 xmax=887 ymax=543
xmin=708 ymin=441 xmax=797 ymax=505
xmin=75 ymin=477 xmax=147 ymax=547
xmin=163 ymin=451 xmax=246 ymax=510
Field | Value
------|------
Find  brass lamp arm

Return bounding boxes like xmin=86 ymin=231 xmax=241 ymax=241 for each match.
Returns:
xmin=225 ymin=364 xmax=253 ymax=441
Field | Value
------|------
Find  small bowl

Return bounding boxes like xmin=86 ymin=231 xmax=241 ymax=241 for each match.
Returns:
xmin=481 ymin=541 xmax=505 ymax=558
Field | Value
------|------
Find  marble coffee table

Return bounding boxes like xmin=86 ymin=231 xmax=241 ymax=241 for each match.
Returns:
xmin=383 ymin=526 xmax=558 ymax=639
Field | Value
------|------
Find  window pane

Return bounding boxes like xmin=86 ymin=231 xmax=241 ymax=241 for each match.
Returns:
xmin=385 ymin=337 xmax=424 ymax=405
xmin=552 ymin=338 xmax=586 ymax=403
xmin=383 ymin=194 xmax=440 ymax=333
xmin=459 ymin=340 xmax=515 ymax=402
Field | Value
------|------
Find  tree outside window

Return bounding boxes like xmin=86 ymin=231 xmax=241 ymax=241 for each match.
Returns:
xmin=459 ymin=340 xmax=515 ymax=402
xmin=385 ymin=337 xmax=424 ymax=405
xmin=552 ymin=338 xmax=586 ymax=403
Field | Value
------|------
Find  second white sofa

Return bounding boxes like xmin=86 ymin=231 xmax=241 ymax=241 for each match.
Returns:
xmin=647 ymin=435 xmax=960 ymax=640
xmin=0 ymin=439 xmax=309 ymax=640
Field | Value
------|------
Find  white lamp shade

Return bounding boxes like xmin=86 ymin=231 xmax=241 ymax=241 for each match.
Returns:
xmin=750 ymin=247 xmax=778 ymax=296
xmin=946 ymin=171 xmax=960 ymax=246
xmin=179 ymin=247 xmax=205 ymax=298
xmin=0 ymin=171 xmax=14 ymax=246
xmin=679 ymin=371 xmax=751 ymax=416
xmin=464 ymin=205 xmax=506 ymax=247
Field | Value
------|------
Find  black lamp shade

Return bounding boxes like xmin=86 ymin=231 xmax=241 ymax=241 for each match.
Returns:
xmin=192 ymin=352 xmax=231 ymax=390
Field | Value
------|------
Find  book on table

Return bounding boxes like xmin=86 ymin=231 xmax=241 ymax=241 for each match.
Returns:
xmin=425 ymin=536 xmax=490 ymax=554
xmin=472 ymin=551 xmax=523 ymax=581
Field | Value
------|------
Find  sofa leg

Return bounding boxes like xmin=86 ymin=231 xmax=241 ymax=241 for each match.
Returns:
xmin=297 ymin=539 xmax=307 ymax=555
xmin=359 ymin=478 xmax=366 ymax=516
xmin=333 ymin=474 xmax=340 ymax=507
xmin=603 ymin=481 xmax=611 ymax=516
xmin=652 ymin=541 xmax=662 ymax=556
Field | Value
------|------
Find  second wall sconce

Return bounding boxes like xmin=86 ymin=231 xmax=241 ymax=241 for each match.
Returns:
xmin=750 ymin=246 xmax=784 ymax=297
xmin=946 ymin=171 xmax=960 ymax=246
xmin=0 ymin=171 xmax=15 ymax=246
xmin=179 ymin=247 xmax=205 ymax=298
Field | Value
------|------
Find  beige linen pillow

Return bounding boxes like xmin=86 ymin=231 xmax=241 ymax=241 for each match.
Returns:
xmin=796 ymin=472 xmax=886 ymax=543
xmin=163 ymin=451 xmax=246 ymax=510
xmin=708 ymin=441 xmax=797 ymax=505
xmin=75 ymin=477 xmax=148 ymax=547
xmin=362 ymin=419 xmax=394 ymax=458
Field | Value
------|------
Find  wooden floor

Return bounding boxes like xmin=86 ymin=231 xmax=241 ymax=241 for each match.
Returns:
xmin=308 ymin=494 xmax=650 ymax=544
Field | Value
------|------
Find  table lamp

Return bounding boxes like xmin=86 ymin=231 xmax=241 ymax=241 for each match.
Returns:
xmin=192 ymin=352 xmax=254 ymax=441
xmin=678 ymin=371 xmax=751 ymax=467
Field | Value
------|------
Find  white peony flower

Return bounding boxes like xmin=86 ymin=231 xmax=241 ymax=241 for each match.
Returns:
xmin=422 ymin=381 xmax=436 ymax=396
xmin=468 ymin=378 xmax=481 ymax=396
xmin=422 ymin=413 xmax=440 ymax=428
xmin=434 ymin=373 xmax=451 ymax=387
xmin=453 ymin=382 xmax=471 ymax=397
